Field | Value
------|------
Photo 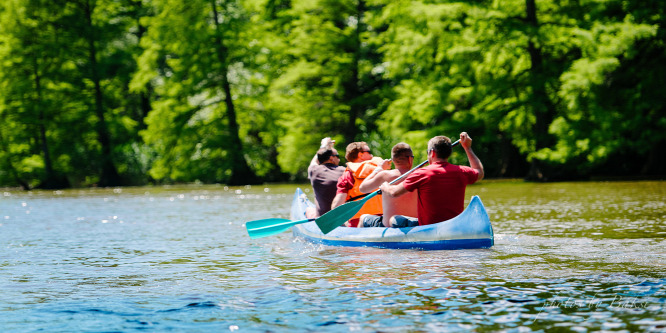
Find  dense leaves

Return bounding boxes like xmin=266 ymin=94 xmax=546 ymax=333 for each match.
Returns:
xmin=0 ymin=0 xmax=664 ymax=188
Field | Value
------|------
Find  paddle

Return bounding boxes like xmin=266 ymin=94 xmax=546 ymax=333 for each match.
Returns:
xmin=245 ymin=139 xmax=460 ymax=238
xmin=315 ymin=139 xmax=460 ymax=234
xmin=246 ymin=217 xmax=314 ymax=239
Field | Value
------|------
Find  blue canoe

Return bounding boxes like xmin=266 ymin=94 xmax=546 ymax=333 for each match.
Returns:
xmin=290 ymin=188 xmax=494 ymax=250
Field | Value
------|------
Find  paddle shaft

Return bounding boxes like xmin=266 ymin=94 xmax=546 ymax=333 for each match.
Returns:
xmin=360 ymin=159 xmax=427 ymax=203
xmin=249 ymin=218 xmax=314 ymax=233
xmin=366 ymin=139 xmax=460 ymax=198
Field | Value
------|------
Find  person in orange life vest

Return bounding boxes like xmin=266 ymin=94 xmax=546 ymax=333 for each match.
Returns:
xmin=330 ymin=142 xmax=388 ymax=227
xmin=380 ymin=132 xmax=484 ymax=227
xmin=305 ymin=137 xmax=345 ymax=218
xmin=357 ymin=142 xmax=418 ymax=228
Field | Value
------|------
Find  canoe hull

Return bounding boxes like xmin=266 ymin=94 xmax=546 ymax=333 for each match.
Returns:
xmin=290 ymin=188 xmax=494 ymax=250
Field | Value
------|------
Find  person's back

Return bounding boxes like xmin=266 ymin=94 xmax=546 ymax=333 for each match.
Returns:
xmin=307 ymin=138 xmax=344 ymax=217
xmin=309 ymin=162 xmax=344 ymax=216
xmin=402 ymin=161 xmax=475 ymax=224
xmin=382 ymin=173 xmax=418 ymax=225
xmin=363 ymin=169 xmax=418 ymax=227
xmin=358 ymin=143 xmax=418 ymax=227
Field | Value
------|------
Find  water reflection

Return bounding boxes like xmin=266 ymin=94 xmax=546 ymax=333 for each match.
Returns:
xmin=474 ymin=181 xmax=666 ymax=239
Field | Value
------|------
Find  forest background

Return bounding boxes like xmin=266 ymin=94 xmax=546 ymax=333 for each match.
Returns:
xmin=0 ymin=0 xmax=664 ymax=190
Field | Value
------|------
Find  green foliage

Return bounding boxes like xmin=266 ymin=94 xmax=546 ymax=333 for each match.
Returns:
xmin=1 ymin=0 xmax=664 ymax=188
xmin=266 ymin=0 xmax=389 ymax=175
xmin=0 ymin=0 xmax=150 ymax=188
xmin=134 ymin=0 xmax=268 ymax=184
xmin=552 ymin=17 xmax=661 ymax=169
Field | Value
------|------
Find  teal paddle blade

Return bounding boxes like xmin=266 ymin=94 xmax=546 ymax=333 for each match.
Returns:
xmin=246 ymin=218 xmax=313 ymax=239
xmin=246 ymin=218 xmax=291 ymax=231
xmin=315 ymin=193 xmax=378 ymax=234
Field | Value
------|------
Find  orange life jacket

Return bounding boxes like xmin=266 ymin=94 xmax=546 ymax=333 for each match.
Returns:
xmin=345 ymin=157 xmax=384 ymax=219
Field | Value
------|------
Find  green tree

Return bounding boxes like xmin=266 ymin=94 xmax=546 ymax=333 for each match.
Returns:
xmin=133 ymin=0 xmax=258 ymax=185
xmin=232 ymin=0 xmax=292 ymax=181
xmin=373 ymin=0 xmax=661 ymax=179
xmin=544 ymin=1 xmax=664 ymax=175
xmin=372 ymin=1 xmax=494 ymax=166
xmin=65 ymin=0 xmax=152 ymax=186
xmin=269 ymin=0 xmax=388 ymax=175
xmin=0 ymin=0 xmax=74 ymax=189
xmin=0 ymin=0 xmax=150 ymax=188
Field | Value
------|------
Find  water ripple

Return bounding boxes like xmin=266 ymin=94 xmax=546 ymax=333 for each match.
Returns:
xmin=0 ymin=182 xmax=664 ymax=331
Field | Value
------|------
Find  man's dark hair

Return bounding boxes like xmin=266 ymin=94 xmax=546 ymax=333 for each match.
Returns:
xmin=391 ymin=142 xmax=413 ymax=164
xmin=317 ymin=148 xmax=334 ymax=164
xmin=428 ymin=136 xmax=452 ymax=159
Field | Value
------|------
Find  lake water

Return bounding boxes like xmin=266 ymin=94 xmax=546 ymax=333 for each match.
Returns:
xmin=1 ymin=181 xmax=664 ymax=332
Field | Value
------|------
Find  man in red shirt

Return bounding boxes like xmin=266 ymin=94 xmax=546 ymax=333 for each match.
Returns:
xmin=379 ymin=132 xmax=484 ymax=227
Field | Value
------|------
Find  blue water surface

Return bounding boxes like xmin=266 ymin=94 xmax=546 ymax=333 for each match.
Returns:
xmin=1 ymin=182 xmax=665 ymax=332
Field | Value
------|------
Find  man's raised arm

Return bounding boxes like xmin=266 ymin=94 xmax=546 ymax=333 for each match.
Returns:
xmin=460 ymin=132 xmax=484 ymax=181
xmin=358 ymin=159 xmax=392 ymax=193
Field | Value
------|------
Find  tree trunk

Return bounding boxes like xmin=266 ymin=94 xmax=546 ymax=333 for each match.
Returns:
xmin=210 ymin=0 xmax=258 ymax=185
xmin=83 ymin=0 xmax=121 ymax=187
xmin=33 ymin=59 xmax=69 ymax=189
xmin=525 ymin=0 xmax=555 ymax=181
xmin=33 ymin=62 xmax=54 ymax=181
